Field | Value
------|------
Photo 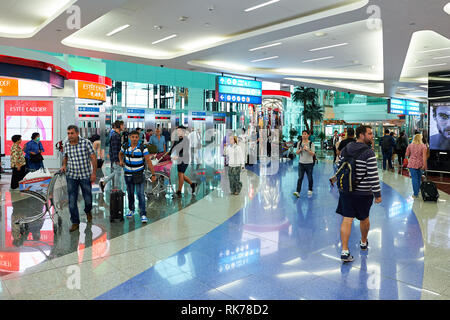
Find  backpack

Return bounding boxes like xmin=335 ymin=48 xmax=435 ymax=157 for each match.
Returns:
xmin=396 ymin=136 xmax=407 ymax=151
xmin=381 ymin=136 xmax=392 ymax=152
xmin=420 ymin=181 xmax=439 ymax=201
xmin=335 ymin=145 xmax=370 ymax=193
xmin=299 ymin=141 xmax=317 ymax=164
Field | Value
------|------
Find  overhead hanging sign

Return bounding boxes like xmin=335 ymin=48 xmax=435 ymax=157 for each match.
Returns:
xmin=0 ymin=78 xmax=18 ymax=96
xmin=215 ymin=76 xmax=262 ymax=104
xmin=388 ymin=98 xmax=422 ymax=116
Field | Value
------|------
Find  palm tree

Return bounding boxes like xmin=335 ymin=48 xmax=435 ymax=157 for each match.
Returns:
xmin=302 ymin=100 xmax=324 ymax=135
xmin=292 ymin=86 xmax=318 ymax=133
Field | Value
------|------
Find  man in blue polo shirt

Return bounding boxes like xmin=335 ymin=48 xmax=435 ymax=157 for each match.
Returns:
xmin=119 ymin=131 xmax=156 ymax=223
xmin=149 ymin=128 xmax=166 ymax=153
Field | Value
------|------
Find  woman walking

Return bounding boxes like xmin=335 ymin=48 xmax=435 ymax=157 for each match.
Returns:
xmin=10 ymin=135 xmax=27 ymax=190
xmin=24 ymin=132 xmax=44 ymax=171
xmin=224 ymin=136 xmax=245 ymax=195
xmin=405 ymin=133 xmax=428 ymax=198
xmin=395 ymin=131 xmax=408 ymax=171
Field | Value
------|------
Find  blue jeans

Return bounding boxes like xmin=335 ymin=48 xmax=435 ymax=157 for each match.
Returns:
xmin=409 ymin=168 xmax=422 ymax=196
xmin=124 ymin=175 xmax=146 ymax=216
xmin=297 ymin=163 xmax=314 ymax=192
xmin=66 ymin=177 xmax=92 ymax=224
xmin=382 ymin=151 xmax=393 ymax=170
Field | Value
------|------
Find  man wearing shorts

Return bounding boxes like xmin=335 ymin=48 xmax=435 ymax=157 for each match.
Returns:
xmin=169 ymin=126 xmax=197 ymax=197
xmin=335 ymin=125 xmax=382 ymax=262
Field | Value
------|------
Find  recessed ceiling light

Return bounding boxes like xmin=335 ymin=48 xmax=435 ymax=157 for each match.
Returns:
xmin=251 ymin=56 xmax=279 ymax=63
xmin=249 ymin=42 xmax=282 ymax=51
xmin=314 ymin=32 xmax=327 ymax=37
xmin=153 ymin=25 xmax=162 ymax=30
xmin=152 ymin=34 xmax=177 ymax=45
xmin=245 ymin=0 xmax=280 ymax=12
xmin=302 ymin=56 xmax=334 ymax=63
xmin=410 ymin=63 xmax=447 ymax=69
xmin=433 ymin=56 xmax=450 ymax=60
xmin=309 ymin=43 xmax=348 ymax=51
xmin=179 ymin=16 xmax=189 ymax=21
xmin=106 ymin=24 xmax=130 ymax=37
xmin=418 ymin=47 xmax=450 ymax=53
xmin=444 ymin=2 xmax=450 ymax=15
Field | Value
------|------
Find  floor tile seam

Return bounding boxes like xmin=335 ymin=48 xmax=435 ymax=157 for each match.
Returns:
xmin=0 ymin=260 xmax=62 ymax=282
xmin=0 ymin=279 xmax=13 ymax=299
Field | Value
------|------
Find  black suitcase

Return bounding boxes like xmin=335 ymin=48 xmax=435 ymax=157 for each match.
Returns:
xmin=420 ymin=181 xmax=439 ymax=202
xmin=110 ymin=189 xmax=124 ymax=222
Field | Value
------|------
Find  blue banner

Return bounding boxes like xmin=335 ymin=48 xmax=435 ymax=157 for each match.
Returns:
xmin=155 ymin=110 xmax=171 ymax=115
xmin=78 ymin=107 xmax=100 ymax=113
xmin=127 ymin=108 xmax=145 ymax=114
xmin=192 ymin=112 xmax=206 ymax=116
xmin=218 ymin=84 xmax=262 ymax=97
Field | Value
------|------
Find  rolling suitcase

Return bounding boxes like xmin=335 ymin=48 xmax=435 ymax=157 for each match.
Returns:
xmin=110 ymin=189 xmax=124 ymax=222
xmin=420 ymin=181 xmax=439 ymax=202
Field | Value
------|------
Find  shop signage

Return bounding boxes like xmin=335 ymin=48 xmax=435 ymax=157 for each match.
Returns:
xmin=77 ymin=81 xmax=106 ymax=101
xmin=388 ymin=98 xmax=422 ymax=116
xmin=216 ymin=76 xmax=262 ymax=104
xmin=0 ymin=78 xmax=19 ymax=96
xmin=3 ymin=100 xmax=54 ymax=156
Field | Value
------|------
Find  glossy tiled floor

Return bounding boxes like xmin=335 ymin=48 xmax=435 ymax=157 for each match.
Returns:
xmin=1 ymin=155 xmax=449 ymax=300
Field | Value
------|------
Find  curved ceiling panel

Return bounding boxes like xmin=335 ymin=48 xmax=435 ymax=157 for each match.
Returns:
xmin=0 ymin=0 xmax=77 ymax=38
xmin=61 ymin=0 xmax=368 ymax=59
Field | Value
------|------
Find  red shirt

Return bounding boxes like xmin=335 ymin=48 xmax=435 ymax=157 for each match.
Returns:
xmin=406 ymin=143 xmax=427 ymax=169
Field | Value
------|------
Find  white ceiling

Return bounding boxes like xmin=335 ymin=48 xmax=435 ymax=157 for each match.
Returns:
xmin=0 ymin=0 xmax=450 ymax=101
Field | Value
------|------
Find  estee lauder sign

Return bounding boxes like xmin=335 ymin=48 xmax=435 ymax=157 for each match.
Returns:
xmin=0 ymin=78 xmax=19 ymax=96
xmin=78 ymin=80 xmax=106 ymax=101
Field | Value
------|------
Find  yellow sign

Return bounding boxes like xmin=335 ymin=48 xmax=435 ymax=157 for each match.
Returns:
xmin=0 ymin=78 xmax=19 ymax=96
xmin=78 ymin=81 xmax=106 ymax=101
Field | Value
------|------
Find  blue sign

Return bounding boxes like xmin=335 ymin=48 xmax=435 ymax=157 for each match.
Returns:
xmin=155 ymin=110 xmax=171 ymax=115
xmin=216 ymin=76 xmax=262 ymax=105
xmin=127 ymin=108 xmax=145 ymax=114
xmin=217 ymin=93 xmax=262 ymax=104
xmin=78 ymin=107 xmax=100 ymax=113
xmin=217 ymin=76 xmax=262 ymax=89
xmin=191 ymin=112 xmax=206 ymax=117
xmin=218 ymin=84 xmax=262 ymax=97
xmin=389 ymin=99 xmax=422 ymax=116
xmin=214 ymin=113 xmax=226 ymax=117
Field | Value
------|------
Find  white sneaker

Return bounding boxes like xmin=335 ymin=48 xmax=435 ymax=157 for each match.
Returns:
xmin=141 ymin=215 xmax=148 ymax=223
xmin=293 ymin=192 xmax=300 ymax=198
xmin=308 ymin=190 xmax=313 ymax=196
xmin=126 ymin=210 xmax=134 ymax=218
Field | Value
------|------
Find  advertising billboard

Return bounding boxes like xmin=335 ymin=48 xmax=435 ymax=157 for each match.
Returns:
xmin=429 ymin=101 xmax=450 ymax=151
xmin=3 ymin=100 xmax=54 ymax=156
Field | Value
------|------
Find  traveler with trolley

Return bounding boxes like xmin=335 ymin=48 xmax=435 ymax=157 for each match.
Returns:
xmin=119 ymin=130 xmax=156 ymax=223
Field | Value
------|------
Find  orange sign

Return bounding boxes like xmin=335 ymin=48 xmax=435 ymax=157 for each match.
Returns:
xmin=0 ymin=78 xmax=19 ymax=96
xmin=77 ymin=80 xmax=106 ymax=101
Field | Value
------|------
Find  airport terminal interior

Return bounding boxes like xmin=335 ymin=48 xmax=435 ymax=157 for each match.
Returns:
xmin=0 ymin=0 xmax=450 ymax=301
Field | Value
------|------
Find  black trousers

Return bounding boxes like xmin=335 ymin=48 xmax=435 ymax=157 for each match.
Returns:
xmin=296 ymin=163 xmax=314 ymax=192
xmin=11 ymin=166 xmax=27 ymax=189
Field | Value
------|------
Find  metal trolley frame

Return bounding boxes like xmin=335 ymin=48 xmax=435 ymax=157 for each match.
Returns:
xmin=15 ymin=171 xmax=65 ymax=234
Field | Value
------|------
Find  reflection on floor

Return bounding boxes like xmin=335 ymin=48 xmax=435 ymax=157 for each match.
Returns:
xmin=1 ymin=155 xmax=450 ymax=300
xmin=96 ymin=160 xmax=450 ymax=300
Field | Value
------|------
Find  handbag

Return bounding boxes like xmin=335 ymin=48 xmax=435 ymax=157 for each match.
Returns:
xmin=30 ymin=153 xmax=44 ymax=163
xmin=97 ymin=159 xmax=104 ymax=169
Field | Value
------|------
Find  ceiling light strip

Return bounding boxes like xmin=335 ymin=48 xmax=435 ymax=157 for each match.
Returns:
xmin=433 ymin=56 xmax=450 ymax=60
xmin=245 ymin=0 xmax=280 ymax=12
xmin=249 ymin=42 xmax=282 ymax=51
xmin=418 ymin=47 xmax=450 ymax=53
xmin=410 ymin=63 xmax=447 ymax=69
xmin=302 ymin=56 xmax=334 ymax=63
xmin=309 ymin=43 xmax=348 ymax=52
xmin=152 ymin=34 xmax=177 ymax=45
xmin=106 ymin=24 xmax=130 ymax=37
xmin=251 ymin=56 xmax=279 ymax=63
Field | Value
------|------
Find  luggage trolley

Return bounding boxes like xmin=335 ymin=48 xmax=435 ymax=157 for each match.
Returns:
xmin=15 ymin=170 xmax=67 ymax=234
xmin=145 ymin=152 xmax=175 ymax=197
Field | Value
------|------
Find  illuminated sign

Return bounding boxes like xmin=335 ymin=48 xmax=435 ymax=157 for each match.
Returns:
xmin=127 ymin=108 xmax=145 ymax=119
xmin=0 ymin=78 xmax=19 ymax=96
xmin=3 ymin=100 xmax=54 ymax=156
xmin=77 ymin=81 xmax=106 ymax=101
xmin=388 ymin=99 xmax=422 ymax=116
xmin=155 ymin=110 xmax=171 ymax=115
xmin=216 ymin=76 xmax=262 ymax=104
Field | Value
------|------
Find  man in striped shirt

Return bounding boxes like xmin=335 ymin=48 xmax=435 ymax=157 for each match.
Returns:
xmin=119 ymin=131 xmax=156 ymax=223
xmin=335 ymin=125 xmax=382 ymax=262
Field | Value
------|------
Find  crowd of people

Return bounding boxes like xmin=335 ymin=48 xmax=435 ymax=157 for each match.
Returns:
xmin=8 ymin=122 xmax=432 ymax=264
